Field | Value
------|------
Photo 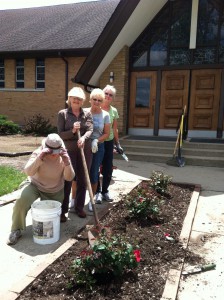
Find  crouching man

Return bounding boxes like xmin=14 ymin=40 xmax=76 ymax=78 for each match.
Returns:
xmin=7 ymin=133 xmax=75 ymax=245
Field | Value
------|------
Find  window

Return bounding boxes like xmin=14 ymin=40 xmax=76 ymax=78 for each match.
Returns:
xmin=0 ymin=59 xmax=4 ymax=88
xmin=36 ymin=59 xmax=45 ymax=89
xmin=16 ymin=59 xmax=24 ymax=88
xmin=131 ymin=0 xmax=224 ymax=67
xmin=135 ymin=78 xmax=150 ymax=108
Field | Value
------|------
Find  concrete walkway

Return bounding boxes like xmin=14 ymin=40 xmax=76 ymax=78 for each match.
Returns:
xmin=0 ymin=159 xmax=224 ymax=299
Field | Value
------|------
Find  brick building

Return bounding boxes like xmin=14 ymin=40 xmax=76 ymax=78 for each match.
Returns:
xmin=1 ymin=0 xmax=224 ymax=138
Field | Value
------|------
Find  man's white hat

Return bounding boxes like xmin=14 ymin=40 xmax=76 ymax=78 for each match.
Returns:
xmin=68 ymin=87 xmax=86 ymax=100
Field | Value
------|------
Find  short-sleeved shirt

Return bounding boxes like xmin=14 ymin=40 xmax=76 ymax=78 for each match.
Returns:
xmin=90 ymin=109 xmax=110 ymax=141
xmin=107 ymin=105 xmax=119 ymax=141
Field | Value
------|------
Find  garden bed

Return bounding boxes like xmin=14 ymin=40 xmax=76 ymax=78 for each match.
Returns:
xmin=18 ymin=180 xmax=203 ymax=300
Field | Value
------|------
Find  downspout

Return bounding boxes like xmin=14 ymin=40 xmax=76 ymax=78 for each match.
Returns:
xmin=58 ymin=52 xmax=68 ymax=108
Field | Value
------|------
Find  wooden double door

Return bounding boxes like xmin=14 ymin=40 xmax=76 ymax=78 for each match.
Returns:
xmin=129 ymin=69 xmax=222 ymax=135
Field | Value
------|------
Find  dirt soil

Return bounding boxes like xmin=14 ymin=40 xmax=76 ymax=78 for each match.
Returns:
xmin=17 ymin=182 xmax=203 ymax=300
xmin=0 ymin=135 xmax=203 ymax=300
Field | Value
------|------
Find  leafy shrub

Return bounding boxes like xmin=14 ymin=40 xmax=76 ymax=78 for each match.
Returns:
xmin=22 ymin=114 xmax=57 ymax=136
xmin=0 ymin=115 xmax=21 ymax=135
xmin=149 ymin=170 xmax=172 ymax=196
xmin=125 ymin=185 xmax=160 ymax=219
xmin=71 ymin=230 xmax=140 ymax=289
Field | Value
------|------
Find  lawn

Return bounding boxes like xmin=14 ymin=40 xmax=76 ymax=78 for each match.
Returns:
xmin=0 ymin=166 xmax=27 ymax=196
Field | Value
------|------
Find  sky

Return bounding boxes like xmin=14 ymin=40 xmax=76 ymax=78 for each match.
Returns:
xmin=0 ymin=0 xmax=95 ymax=10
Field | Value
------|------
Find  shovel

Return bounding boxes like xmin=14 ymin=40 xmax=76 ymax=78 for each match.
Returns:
xmin=77 ymin=131 xmax=100 ymax=230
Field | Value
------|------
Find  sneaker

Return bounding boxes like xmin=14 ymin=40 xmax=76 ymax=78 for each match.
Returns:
xmin=69 ymin=198 xmax=75 ymax=209
xmin=102 ymin=192 xmax=113 ymax=202
xmin=95 ymin=193 xmax=102 ymax=204
xmin=7 ymin=230 xmax=22 ymax=245
xmin=88 ymin=201 xmax=93 ymax=212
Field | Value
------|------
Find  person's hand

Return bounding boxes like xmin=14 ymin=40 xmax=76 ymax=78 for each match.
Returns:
xmin=72 ymin=122 xmax=81 ymax=134
xmin=115 ymin=141 xmax=123 ymax=154
xmin=39 ymin=148 xmax=52 ymax=160
xmin=77 ymin=136 xmax=85 ymax=148
xmin=59 ymin=148 xmax=70 ymax=166
xmin=91 ymin=139 xmax=98 ymax=153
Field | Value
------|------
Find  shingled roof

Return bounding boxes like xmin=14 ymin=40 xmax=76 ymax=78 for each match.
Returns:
xmin=0 ymin=0 xmax=120 ymax=56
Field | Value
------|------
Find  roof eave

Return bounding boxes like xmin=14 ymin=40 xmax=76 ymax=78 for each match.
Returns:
xmin=73 ymin=0 xmax=141 ymax=86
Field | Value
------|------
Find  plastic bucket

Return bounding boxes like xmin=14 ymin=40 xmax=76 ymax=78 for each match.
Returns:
xmin=31 ymin=200 xmax=62 ymax=245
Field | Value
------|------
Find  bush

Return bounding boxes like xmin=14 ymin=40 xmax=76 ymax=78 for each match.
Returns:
xmin=22 ymin=114 xmax=57 ymax=136
xmin=0 ymin=115 xmax=21 ymax=135
xmin=149 ymin=170 xmax=172 ymax=196
xmin=125 ymin=185 xmax=161 ymax=219
xmin=70 ymin=230 xmax=140 ymax=289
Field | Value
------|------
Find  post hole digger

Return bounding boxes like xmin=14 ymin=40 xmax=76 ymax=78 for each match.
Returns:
xmin=77 ymin=131 xmax=110 ymax=246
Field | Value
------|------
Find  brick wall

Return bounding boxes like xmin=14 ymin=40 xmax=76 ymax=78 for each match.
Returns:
xmin=99 ymin=46 xmax=129 ymax=136
xmin=0 ymin=57 xmax=85 ymax=127
xmin=0 ymin=51 xmax=129 ymax=135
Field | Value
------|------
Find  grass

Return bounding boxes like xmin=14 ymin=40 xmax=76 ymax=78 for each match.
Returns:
xmin=0 ymin=166 xmax=27 ymax=196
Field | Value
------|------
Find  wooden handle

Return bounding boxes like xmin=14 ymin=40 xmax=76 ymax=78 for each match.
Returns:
xmin=77 ymin=131 xmax=100 ymax=226
xmin=173 ymin=105 xmax=186 ymax=156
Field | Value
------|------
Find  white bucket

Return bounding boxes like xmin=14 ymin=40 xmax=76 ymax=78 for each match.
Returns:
xmin=31 ymin=200 xmax=62 ymax=245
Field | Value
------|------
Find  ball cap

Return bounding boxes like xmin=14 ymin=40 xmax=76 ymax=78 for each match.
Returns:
xmin=43 ymin=133 xmax=64 ymax=154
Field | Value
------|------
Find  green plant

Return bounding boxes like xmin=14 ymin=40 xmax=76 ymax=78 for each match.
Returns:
xmin=22 ymin=114 xmax=57 ymax=136
xmin=125 ymin=187 xmax=160 ymax=219
xmin=70 ymin=230 xmax=140 ymax=289
xmin=0 ymin=166 xmax=27 ymax=196
xmin=149 ymin=170 xmax=172 ymax=196
xmin=0 ymin=115 xmax=21 ymax=135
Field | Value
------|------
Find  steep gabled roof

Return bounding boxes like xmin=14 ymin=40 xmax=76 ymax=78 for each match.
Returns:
xmin=0 ymin=0 xmax=120 ymax=57
xmin=74 ymin=0 xmax=167 ymax=87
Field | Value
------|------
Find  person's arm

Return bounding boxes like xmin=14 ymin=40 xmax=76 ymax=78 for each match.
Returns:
xmin=24 ymin=150 xmax=43 ymax=176
xmin=98 ymin=123 xmax=110 ymax=143
xmin=82 ymin=111 xmax=93 ymax=140
xmin=57 ymin=110 xmax=75 ymax=140
xmin=113 ymin=118 xmax=123 ymax=154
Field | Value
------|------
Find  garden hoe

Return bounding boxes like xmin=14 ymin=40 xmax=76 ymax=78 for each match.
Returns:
xmin=77 ymin=131 xmax=108 ymax=247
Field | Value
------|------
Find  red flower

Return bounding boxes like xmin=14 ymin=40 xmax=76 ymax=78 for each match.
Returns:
xmin=134 ymin=250 xmax=141 ymax=262
xmin=138 ymin=197 xmax=143 ymax=202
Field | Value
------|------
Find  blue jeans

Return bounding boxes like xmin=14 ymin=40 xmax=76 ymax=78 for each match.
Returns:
xmin=90 ymin=142 xmax=105 ymax=184
xmin=97 ymin=139 xmax=114 ymax=194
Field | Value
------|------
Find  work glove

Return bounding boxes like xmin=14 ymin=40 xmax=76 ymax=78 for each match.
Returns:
xmin=115 ymin=141 xmax=123 ymax=154
xmin=59 ymin=148 xmax=71 ymax=166
xmin=91 ymin=139 xmax=98 ymax=153
xmin=39 ymin=148 xmax=52 ymax=160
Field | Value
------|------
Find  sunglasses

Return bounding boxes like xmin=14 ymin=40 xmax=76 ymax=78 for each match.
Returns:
xmin=105 ymin=92 xmax=113 ymax=97
xmin=92 ymin=98 xmax=103 ymax=103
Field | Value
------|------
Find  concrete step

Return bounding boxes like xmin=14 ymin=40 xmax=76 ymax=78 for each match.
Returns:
xmin=119 ymin=136 xmax=224 ymax=168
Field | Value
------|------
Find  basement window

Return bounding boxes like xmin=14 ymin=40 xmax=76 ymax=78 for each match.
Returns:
xmin=0 ymin=59 xmax=4 ymax=88
xmin=36 ymin=59 xmax=45 ymax=89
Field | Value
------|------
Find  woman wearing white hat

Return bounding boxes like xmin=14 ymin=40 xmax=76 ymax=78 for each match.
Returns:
xmin=57 ymin=87 xmax=93 ymax=220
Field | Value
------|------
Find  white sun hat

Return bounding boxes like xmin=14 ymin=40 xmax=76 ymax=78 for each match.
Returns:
xmin=42 ymin=133 xmax=65 ymax=154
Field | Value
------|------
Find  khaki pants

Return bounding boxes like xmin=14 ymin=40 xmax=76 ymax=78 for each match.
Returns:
xmin=11 ymin=182 xmax=64 ymax=231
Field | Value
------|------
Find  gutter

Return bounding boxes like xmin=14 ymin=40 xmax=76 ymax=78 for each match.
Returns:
xmin=59 ymin=52 xmax=68 ymax=107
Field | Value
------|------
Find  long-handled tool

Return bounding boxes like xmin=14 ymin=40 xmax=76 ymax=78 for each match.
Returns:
xmin=167 ymin=106 xmax=186 ymax=167
xmin=77 ymin=131 xmax=100 ymax=230
xmin=176 ymin=106 xmax=186 ymax=167
xmin=182 ymin=263 xmax=216 ymax=276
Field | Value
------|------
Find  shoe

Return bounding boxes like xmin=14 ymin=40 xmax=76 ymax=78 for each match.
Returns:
xmin=60 ymin=213 xmax=67 ymax=223
xmin=88 ymin=201 xmax=93 ymax=212
xmin=102 ymin=192 xmax=113 ymax=202
xmin=95 ymin=193 xmax=102 ymax=204
xmin=76 ymin=210 xmax=86 ymax=218
xmin=7 ymin=230 xmax=22 ymax=245
xmin=69 ymin=198 xmax=75 ymax=209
